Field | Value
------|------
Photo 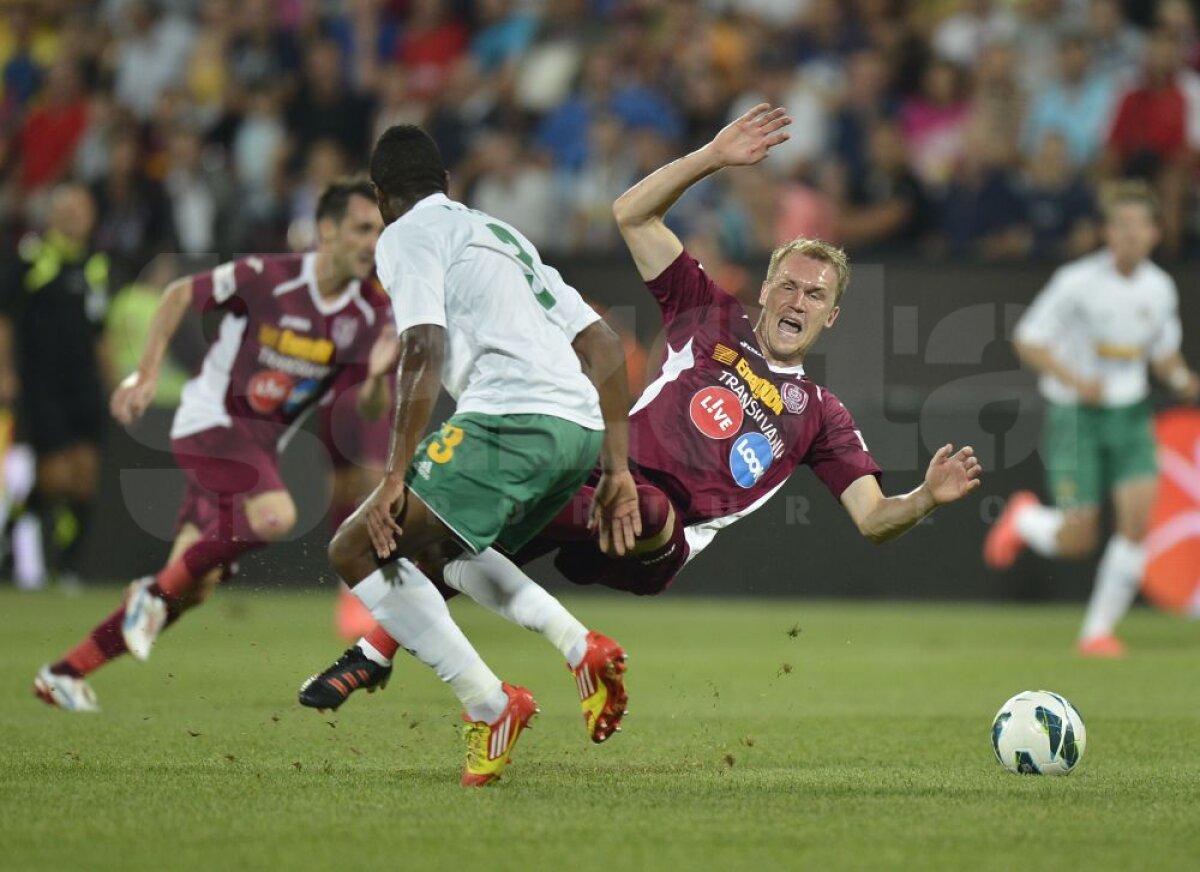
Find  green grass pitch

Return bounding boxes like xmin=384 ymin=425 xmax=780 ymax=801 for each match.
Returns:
xmin=2 ymin=587 xmax=1198 ymax=871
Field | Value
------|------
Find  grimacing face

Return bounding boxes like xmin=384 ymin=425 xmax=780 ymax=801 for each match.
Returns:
xmin=1104 ymin=202 xmax=1158 ymax=266
xmin=755 ymin=253 xmax=841 ymax=365
xmin=323 ymin=193 xmax=384 ymax=281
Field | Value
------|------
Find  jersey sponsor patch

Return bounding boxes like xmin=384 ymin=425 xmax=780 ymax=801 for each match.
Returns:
xmin=247 ymin=370 xmax=294 ymax=414
xmin=258 ymin=324 xmax=335 ymax=364
xmin=733 ymin=358 xmax=784 ymax=415
xmin=689 ymin=387 xmax=744 ymax=439
xmin=781 ymin=381 xmax=807 ymax=414
xmin=283 ymin=378 xmax=320 ymax=415
xmin=729 ymin=432 xmax=773 ymax=488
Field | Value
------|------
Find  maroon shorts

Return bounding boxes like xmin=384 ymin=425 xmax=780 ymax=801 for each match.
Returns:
xmin=512 ymin=468 xmax=691 ymax=596
xmin=172 ymin=427 xmax=285 ymax=535
xmin=321 ymin=390 xmax=391 ymax=471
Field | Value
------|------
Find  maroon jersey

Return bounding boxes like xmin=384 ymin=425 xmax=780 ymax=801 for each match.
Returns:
xmin=170 ymin=252 xmax=389 ymax=449
xmin=629 ymin=250 xmax=880 ymax=556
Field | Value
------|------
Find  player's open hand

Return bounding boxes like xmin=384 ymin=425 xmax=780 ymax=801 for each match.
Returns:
xmin=367 ymin=329 xmax=401 ymax=380
xmin=924 ymin=444 xmax=982 ymax=505
xmin=589 ymin=469 xmax=643 ymax=557
xmin=1175 ymin=371 xmax=1200 ymax=404
xmin=363 ymin=475 xmax=406 ymax=559
xmin=707 ymin=103 xmax=792 ymax=168
xmin=111 ymin=371 xmax=158 ymax=427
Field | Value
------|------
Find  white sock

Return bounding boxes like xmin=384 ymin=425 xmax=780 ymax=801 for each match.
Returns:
xmin=1080 ymin=535 xmax=1144 ymax=641
xmin=353 ymin=561 xmax=507 ymax=722
xmin=357 ymin=638 xmax=392 ymax=667
xmin=1014 ymin=502 xmax=1064 ymax=557
xmin=443 ymin=548 xmax=590 ymax=667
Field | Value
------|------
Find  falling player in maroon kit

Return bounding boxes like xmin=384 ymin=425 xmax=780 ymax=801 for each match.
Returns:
xmin=300 ymin=105 xmax=983 ymax=715
xmin=35 ymin=178 xmax=392 ymax=712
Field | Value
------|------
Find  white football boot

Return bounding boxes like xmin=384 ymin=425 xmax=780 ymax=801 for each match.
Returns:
xmin=121 ymin=576 xmax=167 ymax=661
xmin=34 ymin=664 xmax=100 ymax=713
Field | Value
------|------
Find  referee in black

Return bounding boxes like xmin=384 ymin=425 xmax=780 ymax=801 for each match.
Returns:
xmin=0 ymin=182 xmax=111 ymax=585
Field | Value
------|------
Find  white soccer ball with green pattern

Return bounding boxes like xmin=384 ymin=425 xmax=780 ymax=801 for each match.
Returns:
xmin=991 ymin=690 xmax=1086 ymax=775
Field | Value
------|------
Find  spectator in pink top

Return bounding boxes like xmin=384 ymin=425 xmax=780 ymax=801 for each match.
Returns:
xmin=900 ymin=58 xmax=970 ymax=191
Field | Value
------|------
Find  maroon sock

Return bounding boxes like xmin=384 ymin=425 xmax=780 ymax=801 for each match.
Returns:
xmin=147 ymin=537 xmax=263 ymax=605
xmin=182 ymin=537 xmax=262 ymax=581
xmin=51 ymin=596 xmax=190 ymax=679
xmin=52 ymin=605 xmax=129 ymax=678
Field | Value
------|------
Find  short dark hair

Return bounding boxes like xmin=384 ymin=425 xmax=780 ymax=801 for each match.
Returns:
xmin=315 ymin=176 xmax=376 ymax=223
xmin=1100 ymin=179 xmax=1160 ymax=223
xmin=369 ymin=125 xmax=447 ymax=202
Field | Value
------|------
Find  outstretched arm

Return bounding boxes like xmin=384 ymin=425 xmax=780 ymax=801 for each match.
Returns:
xmin=572 ymin=319 xmax=641 ymax=556
xmin=613 ymin=103 xmax=791 ymax=281
xmin=840 ymin=445 xmax=982 ymax=544
xmin=356 ymin=329 xmax=400 ymax=421
xmin=111 ymin=277 xmax=194 ymax=426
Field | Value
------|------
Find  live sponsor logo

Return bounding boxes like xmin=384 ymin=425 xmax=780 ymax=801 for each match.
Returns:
xmin=247 ymin=370 xmax=293 ymax=413
xmin=689 ymin=387 xmax=744 ymax=439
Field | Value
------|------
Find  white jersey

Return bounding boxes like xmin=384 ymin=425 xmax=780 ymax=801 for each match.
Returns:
xmin=1014 ymin=250 xmax=1182 ymax=407
xmin=375 ymin=193 xmax=603 ymax=429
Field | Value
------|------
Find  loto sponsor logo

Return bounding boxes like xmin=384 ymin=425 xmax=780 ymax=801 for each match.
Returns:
xmin=247 ymin=370 xmax=294 ymax=414
xmin=689 ymin=387 xmax=744 ymax=439
xmin=712 ymin=343 xmax=739 ymax=365
xmin=729 ymin=432 xmax=773 ymax=488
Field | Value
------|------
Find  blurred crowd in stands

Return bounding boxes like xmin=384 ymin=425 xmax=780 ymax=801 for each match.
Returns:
xmin=3 ymin=0 xmax=1200 ymax=298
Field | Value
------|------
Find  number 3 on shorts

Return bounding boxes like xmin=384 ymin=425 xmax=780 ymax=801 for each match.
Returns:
xmin=427 ymin=423 xmax=465 ymax=464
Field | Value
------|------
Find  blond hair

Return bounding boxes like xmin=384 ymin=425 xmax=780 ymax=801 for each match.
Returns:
xmin=1099 ymin=179 xmax=1159 ymax=223
xmin=766 ymin=238 xmax=851 ymax=303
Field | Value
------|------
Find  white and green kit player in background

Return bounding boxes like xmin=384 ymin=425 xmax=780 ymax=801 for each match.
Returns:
xmin=313 ymin=126 xmax=642 ymax=786
xmin=986 ymin=180 xmax=1200 ymax=657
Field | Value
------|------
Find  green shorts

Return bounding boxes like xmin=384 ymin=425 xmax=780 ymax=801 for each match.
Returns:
xmin=1044 ymin=400 xmax=1158 ymax=509
xmin=406 ymin=412 xmax=603 ymax=554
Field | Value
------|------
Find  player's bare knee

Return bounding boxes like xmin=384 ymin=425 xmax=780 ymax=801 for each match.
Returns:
xmin=1116 ymin=518 xmax=1149 ymax=544
xmin=248 ymin=500 xmax=297 ymax=542
xmin=328 ymin=527 xmax=370 ymax=583
xmin=1061 ymin=512 xmax=1100 ymax=558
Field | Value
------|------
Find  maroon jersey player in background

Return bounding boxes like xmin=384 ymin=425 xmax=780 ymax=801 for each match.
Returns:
xmin=300 ymin=106 xmax=983 ymax=714
xmin=35 ymin=178 xmax=395 ymax=712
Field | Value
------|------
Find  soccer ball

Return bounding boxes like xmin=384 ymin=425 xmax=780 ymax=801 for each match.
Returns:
xmin=990 ymin=690 xmax=1086 ymax=775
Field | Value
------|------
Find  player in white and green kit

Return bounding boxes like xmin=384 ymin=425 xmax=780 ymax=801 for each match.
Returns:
xmin=986 ymin=181 xmax=1200 ymax=656
xmin=318 ymin=126 xmax=641 ymax=786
